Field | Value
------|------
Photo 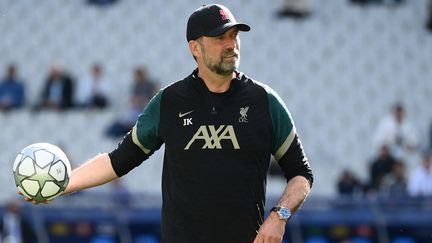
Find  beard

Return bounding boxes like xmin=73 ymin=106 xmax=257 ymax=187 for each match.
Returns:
xmin=201 ymin=47 xmax=240 ymax=76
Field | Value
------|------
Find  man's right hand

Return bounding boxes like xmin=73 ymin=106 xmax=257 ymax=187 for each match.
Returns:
xmin=18 ymin=191 xmax=51 ymax=205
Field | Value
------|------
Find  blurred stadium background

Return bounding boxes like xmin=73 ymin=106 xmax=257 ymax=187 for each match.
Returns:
xmin=1 ymin=0 xmax=431 ymax=242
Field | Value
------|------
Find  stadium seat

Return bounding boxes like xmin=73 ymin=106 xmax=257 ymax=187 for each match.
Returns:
xmin=392 ymin=236 xmax=415 ymax=243
xmin=304 ymin=236 xmax=329 ymax=243
xmin=133 ymin=234 xmax=160 ymax=243
xmin=90 ymin=235 xmax=116 ymax=243
xmin=350 ymin=237 xmax=372 ymax=243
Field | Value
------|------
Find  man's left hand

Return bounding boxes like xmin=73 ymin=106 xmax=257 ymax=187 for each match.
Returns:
xmin=253 ymin=212 xmax=286 ymax=243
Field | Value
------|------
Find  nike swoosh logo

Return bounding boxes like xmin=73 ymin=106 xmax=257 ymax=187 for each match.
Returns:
xmin=178 ymin=110 xmax=194 ymax=118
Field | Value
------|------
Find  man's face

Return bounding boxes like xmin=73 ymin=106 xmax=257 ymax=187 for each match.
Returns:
xmin=196 ymin=28 xmax=240 ymax=76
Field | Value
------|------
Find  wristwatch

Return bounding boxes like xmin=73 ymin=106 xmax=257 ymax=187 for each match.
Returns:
xmin=271 ymin=206 xmax=291 ymax=221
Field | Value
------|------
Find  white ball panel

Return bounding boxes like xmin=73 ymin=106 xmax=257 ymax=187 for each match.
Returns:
xmin=41 ymin=181 xmax=60 ymax=197
xmin=18 ymin=157 xmax=35 ymax=176
xmin=65 ymin=158 xmax=72 ymax=177
xmin=34 ymin=149 xmax=54 ymax=168
xmin=49 ymin=161 xmax=66 ymax=181
xmin=21 ymin=179 xmax=40 ymax=196
xmin=13 ymin=154 xmax=22 ymax=172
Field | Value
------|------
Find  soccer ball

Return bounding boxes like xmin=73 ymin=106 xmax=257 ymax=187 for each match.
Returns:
xmin=13 ymin=143 xmax=71 ymax=203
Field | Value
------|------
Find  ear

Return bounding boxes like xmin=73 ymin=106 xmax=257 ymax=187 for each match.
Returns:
xmin=188 ymin=40 xmax=201 ymax=59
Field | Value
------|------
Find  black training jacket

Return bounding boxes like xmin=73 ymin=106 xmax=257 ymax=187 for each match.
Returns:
xmin=109 ymin=69 xmax=313 ymax=243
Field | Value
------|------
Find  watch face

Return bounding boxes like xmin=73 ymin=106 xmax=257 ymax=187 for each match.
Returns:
xmin=278 ymin=208 xmax=291 ymax=220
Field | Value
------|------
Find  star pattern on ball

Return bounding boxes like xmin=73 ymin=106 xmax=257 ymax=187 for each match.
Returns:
xmin=28 ymin=163 xmax=55 ymax=188
xmin=14 ymin=143 xmax=71 ymax=203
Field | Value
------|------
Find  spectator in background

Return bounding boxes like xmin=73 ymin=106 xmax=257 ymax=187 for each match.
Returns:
xmin=408 ymin=149 xmax=432 ymax=197
xmin=379 ymin=160 xmax=408 ymax=198
xmin=350 ymin=0 xmax=369 ymax=4
xmin=76 ymin=64 xmax=110 ymax=109
xmin=36 ymin=64 xmax=74 ymax=111
xmin=0 ymin=201 xmax=37 ymax=243
xmin=276 ymin=0 xmax=311 ymax=18
xmin=372 ymin=103 xmax=418 ymax=161
xmin=87 ymin=0 xmax=118 ymax=6
xmin=110 ymin=179 xmax=132 ymax=210
xmin=429 ymin=121 xmax=432 ymax=150
xmin=350 ymin=0 xmax=405 ymax=5
xmin=427 ymin=0 xmax=432 ymax=32
xmin=0 ymin=64 xmax=25 ymax=111
xmin=368 ymin=144 xmax=397 ymax=191
xmin=337 ymin=169 xmax=363 ymax=197
xmin=105 ymin=67 xmax=157 ymax=138
xmin=130 ymin=67 xmax=157 ymax=108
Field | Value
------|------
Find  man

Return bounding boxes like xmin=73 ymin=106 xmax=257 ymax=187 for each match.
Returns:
xmin=24 ymin=4 xmax=313 ymax=243
xmin=408 ymin=149 xmax=432 ymax=197
xmin=76 ymin=63 xmax=110 ymax=109
xmin=0 ymin=201 xmax=38 ymax=243
xmin=0 ymin=64 xmax=25 ymax=111
xmin=37 ymin=63 xmax=74 ymax=110
xmin=372 ymin=103 xmax=418 ymax=160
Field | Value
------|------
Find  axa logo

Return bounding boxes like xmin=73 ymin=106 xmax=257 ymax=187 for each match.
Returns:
xmin=184 ymin=125 xmax=240 ymax=150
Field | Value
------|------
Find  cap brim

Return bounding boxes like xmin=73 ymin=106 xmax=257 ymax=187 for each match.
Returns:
xmin=205 ymin=23 xmax=250 ymax=37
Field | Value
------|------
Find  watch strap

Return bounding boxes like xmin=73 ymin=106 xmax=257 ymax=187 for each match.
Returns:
xmin=271 ymin=206 xmax=282 ymax=212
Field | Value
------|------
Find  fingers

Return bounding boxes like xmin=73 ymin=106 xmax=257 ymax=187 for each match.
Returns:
xmin=254 ymin=233 xmax=282 ymax=243
xmin=18 ymin=191 xmax=30 ymax=202
xmin=17 ymin=192 xmax=49 ymax=205
xmin=23 ymin=196 xmax=38 ymax=204
xmin=30 ymin=199 xmax=47 ymax=205
xmin=253 ymin=234 xmax=262 ymax=243
xmin=30 ymin=199 xmax=50 ymax=205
